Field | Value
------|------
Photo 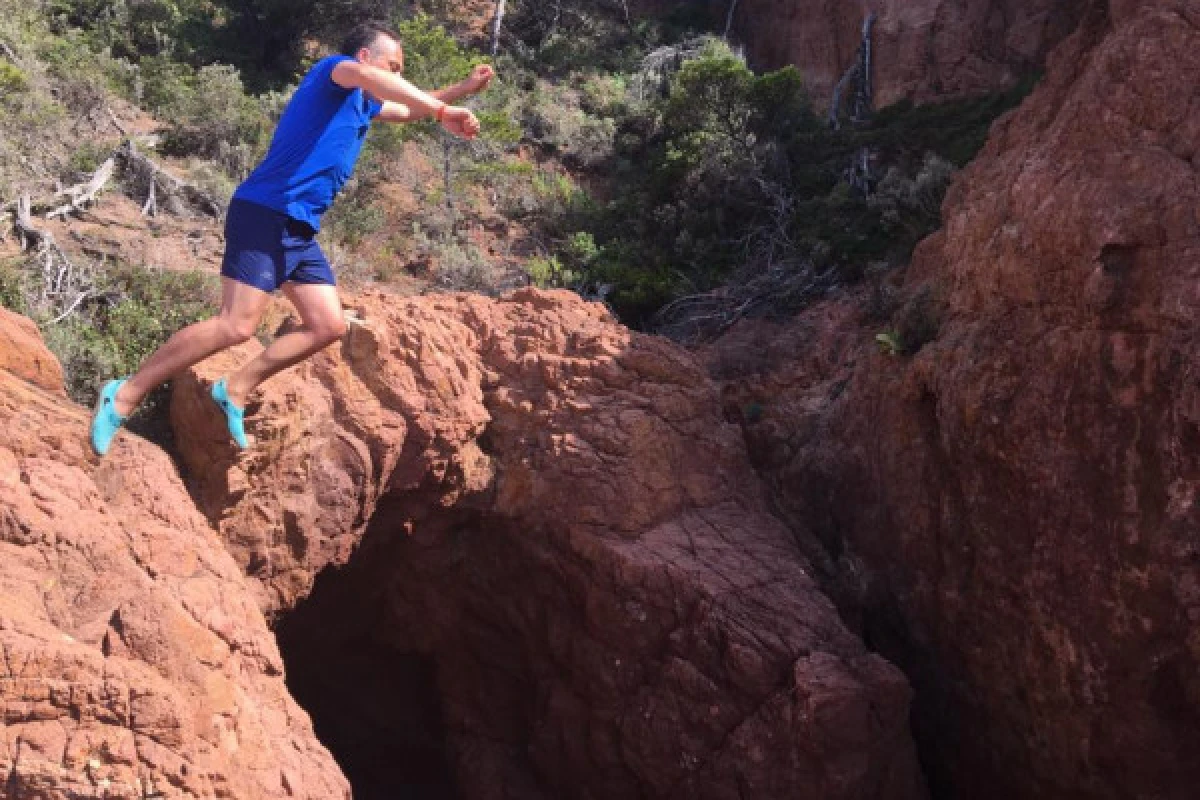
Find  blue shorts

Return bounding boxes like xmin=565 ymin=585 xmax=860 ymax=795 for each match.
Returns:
xmin=220 ymin=198 xmax=335 ymax=292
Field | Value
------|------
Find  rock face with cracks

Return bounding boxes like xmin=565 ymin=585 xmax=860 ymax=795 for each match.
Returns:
xmin=729 ymin=0 xmax=1088 ymax=106
xmin=0 ymin=311 xmax=348 ymax=797
xmin=707 ymin=2 xmax=1200 ymax=798
xmin=173 ymin=288 xmax=926 ymax=799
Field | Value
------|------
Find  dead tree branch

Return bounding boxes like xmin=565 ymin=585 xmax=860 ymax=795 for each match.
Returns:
xmin=115 ymin=139 xmax=223 ymax=219
xmin=651 ymin=259 xmax=838 ymax=343
xmin=0 ymin=38 xmax=18 ymax=65
xmin=490 ymin=0 xmax=506 ymax=56
xmin=105 ymin=107 xmax=129 ymax=137
xmin=14 ymin=195 xmax=50 ymax=251
xmin=15 ymin=195 xmax=98 ymax=322
xmin=47 ymin=157 xmax=115 ymax=219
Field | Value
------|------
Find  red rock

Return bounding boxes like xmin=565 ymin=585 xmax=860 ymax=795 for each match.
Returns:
xmin=173 ymin=287 xmax=927 ymax=799
xmin=0 ymin=307 xmax=64 ymax=394
xmin=707 ymin=2 xmax=1200 ymax=797
xmin=729 ymin=0 xmax=1088 ymax=106
xmin=0 ymin=314 xmax=348 ymax=798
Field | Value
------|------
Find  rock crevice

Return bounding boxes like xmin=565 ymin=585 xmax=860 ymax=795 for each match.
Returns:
xmin=172 ymin=289 xmax=926 ymax=799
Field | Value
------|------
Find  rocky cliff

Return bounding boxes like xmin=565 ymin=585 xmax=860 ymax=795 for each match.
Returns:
xmin=169 ymin=289 xmax=925 ymax=799
xmin=708 ymin=1 xmax=1200 ymax=797
xmin=0 ymin=307 xmax=349 ymax=799
xmin=729 ymin=0 xmax=1088 ymax=106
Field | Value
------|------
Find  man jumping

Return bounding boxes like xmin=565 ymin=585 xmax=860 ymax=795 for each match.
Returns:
xmin=91 ymin=21 xmax=493 ymax=455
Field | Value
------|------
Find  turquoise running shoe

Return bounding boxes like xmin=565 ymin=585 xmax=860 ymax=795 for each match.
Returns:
xmin=211 ymin=378 xmax=248 ymax=449
xmin=90 ymin=378 xmax=128 ymax=456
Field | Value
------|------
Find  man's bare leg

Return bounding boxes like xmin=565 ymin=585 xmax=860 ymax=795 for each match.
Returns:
xmin=222 ymin=281 xmax=346 ymax=408
xmin=112 ymin=277 xmax=271 ymax=416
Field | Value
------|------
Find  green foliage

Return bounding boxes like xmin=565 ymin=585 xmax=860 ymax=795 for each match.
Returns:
xmin=559 ymin=39 xmax=816 ymax=323
xmin=525 ymin=232 xmax=595 ymax=288
xmin=324 ymin=197 xmax=385 ymax=248
xmin=510 ymin=33 xmax=1038 ymax=326
xmin=875 ymin=330 xmax=902 ymax=357
xmin=47 ymin=0 xmax=316 ymax=91
xmin=0 ymin=60 xmax=28 ymax=95
xmin=579 ymin=73 xmax=627 ymax=117
xmin=563 ymin=231 xmax=599 ymax=266
xmin=525 ymin=254 xmax=572 ymax=288
xmin=506 ymin=0 xmax=710 ymax=76
xmin=524 ymin=86 xmax=616 ymax=168
xmin=40 ymin=265 xmax=218 ymax=406
xmin=142 ymin=58 xmax=282 ymax=175
xmin=64 ymin=140 xmax=112 ymax=182
xmin=397 ymin=13 xmax=477 ymax=90
xmin=48 ymin=0 xmax=192 ymax=58
xmin=0 ymin=260 xmax=29 ymax=313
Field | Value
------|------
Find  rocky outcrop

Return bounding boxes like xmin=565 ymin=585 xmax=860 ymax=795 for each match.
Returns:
xmin=708 ymin=2 xmax=1200 ymax=797
xmin=0 ymin=318 xmax=347 ymax=797
xmin=173 ymin=288 xmax=926 ymax=799
xmin=0 ymin=307 xmax=65 ymax=395
xmin=729 ymin=0 xmax=1088 ymax=106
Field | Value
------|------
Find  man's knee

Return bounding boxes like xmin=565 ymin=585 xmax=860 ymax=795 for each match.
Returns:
xmin=313 ymin=315 xmax=348 ymax=346
xmin=220 ymin=316 xmax=259 ymax=345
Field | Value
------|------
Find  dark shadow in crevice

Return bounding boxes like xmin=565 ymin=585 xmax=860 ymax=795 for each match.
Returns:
xmin=275 ymin=516 xmax=459 ymax=800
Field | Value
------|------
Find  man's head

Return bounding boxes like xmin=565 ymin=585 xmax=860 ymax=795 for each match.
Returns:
xmin=340 ymin=22 xmax=403 ymax=74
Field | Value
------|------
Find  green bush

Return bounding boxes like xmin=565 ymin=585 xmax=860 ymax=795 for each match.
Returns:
xmin=0 ymin=60 xmax=28 ymax=95
xmin=148 ymin=61 xmax=280 ymax=175
xmin=525 ymin=254 xmax=577 ymax=288
xmin=37 ymin=27 xmax=138 ymax=101
xmin=0 ymin=259 xmax=29 ymax=313
xmin=516 ymin=34 xmax=1037 ymax=327
xmin=38 ymin=265 xmax=218 ymax=406
xmin=64 ymin=140 xmax=112 ymax=182
xmin=324 ymin=198 xmax=386 ymax=248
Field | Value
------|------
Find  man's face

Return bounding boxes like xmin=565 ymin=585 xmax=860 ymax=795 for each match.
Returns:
xmin=360 ymin=35 xmax=403 ymax=74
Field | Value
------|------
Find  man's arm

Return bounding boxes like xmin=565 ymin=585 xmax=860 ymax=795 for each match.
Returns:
xmin=331 ymin=60 xmax=482 ymax=138
xmin=375 ymin=64 xmax=496 ymax=125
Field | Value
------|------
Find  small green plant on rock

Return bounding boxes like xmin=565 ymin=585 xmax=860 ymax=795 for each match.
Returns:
xmin=875 ymin=330 xmax=902 ymax=357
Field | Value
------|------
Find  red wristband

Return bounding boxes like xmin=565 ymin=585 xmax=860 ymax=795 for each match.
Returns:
xmin=436 ymin=104 xmax=447 ymax=122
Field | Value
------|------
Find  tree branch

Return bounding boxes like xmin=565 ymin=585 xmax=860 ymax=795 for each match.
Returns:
xmin=47 ymin=157 xmax=116 ymax=220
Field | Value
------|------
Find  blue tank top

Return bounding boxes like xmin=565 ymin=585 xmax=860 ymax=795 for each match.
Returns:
xmin=233 ymin=55 xmax=383 ymax=231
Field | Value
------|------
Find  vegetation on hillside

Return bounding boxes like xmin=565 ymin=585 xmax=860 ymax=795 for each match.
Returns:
xmin=0 ymin=0 xmax=1038 ymax=421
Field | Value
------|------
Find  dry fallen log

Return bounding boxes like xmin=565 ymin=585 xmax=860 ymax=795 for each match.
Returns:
xmin=47 ymin=157 xmax=115 ymax=220
xmin=114 ymin=139 xmax=223 ymax=219
xmin=14 ymin=195 xmax=50 ymax=250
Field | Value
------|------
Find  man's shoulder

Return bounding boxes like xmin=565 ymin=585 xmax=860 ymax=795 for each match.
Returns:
xmin=300 ymin=54 xmax=355 ymax=92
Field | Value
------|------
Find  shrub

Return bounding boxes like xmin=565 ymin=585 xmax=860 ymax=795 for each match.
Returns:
xmin=893 ymin=286 xmax=943 ymax=355
xmin=37 ymin=27 xmax=138 ymax=101
xmin=525 ymin=254 xmax=578 ymax=288
xmin=64 ymin=140 xmax=112 ymax=182
xmin=32 ymin=263 xmax=218 ymax=407
xmin=0 ymin=259 xmax=29 ymax=313
xmin=324 ymin=198 xmax=386 ymax=248
xmin=139 ymin=57 xmax=283 ymax=176
xmin=0 ymin=60 xmax=28 ymax=95
xmin=430 ymin=238 xmax=496 ymax=292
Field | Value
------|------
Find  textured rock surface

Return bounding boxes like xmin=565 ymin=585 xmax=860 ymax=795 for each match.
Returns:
xmin=173 ymin=288 xmax=926 ymax=799
xmin=730 ymin=0 xmax=1088 ymax=106
xmin=708 ymin=2 xmax=1200 ymax=797
xmin=0 ymin=319 xmax=347 ymax=798
xmin=0 ymin=307 xmax=65 ymax=395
